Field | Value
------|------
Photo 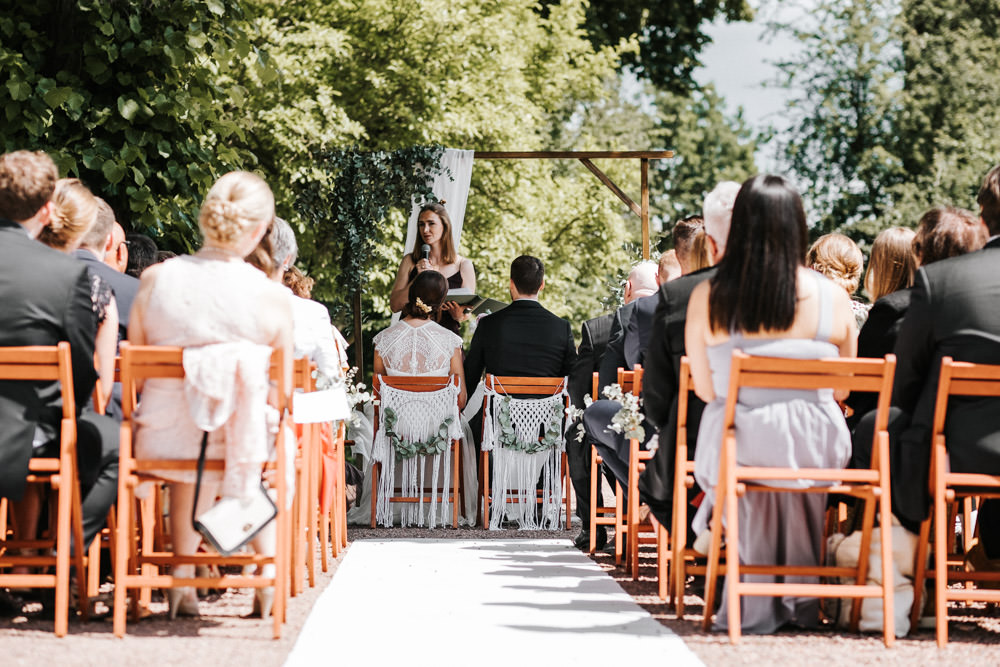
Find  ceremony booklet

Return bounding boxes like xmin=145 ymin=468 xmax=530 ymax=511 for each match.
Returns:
xmin=446 ymin=288 xmax=507 ymax=316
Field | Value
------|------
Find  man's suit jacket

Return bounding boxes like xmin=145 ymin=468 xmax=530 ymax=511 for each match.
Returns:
xmin=636 ymin=267 xmax=717 ymax=518
xmin=0 ymin=220 xmax=98 ymax=500
xmin=73 ymin=248 xmax=140 ymax=340
xmin=845 ymin=287 xmax=913 ymax=425
xmin=568 ymin=312 xmax=614 ymax=408
xmin=597 ymin=293 xmax=658 ymax=391
xmin=888 ymin=239 xmax=1000 ymax=523
xmin=464 ymin=299 xmax=576 ymax=396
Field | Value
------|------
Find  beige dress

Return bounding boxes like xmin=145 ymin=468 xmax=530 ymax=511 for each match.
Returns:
xmin=133 ymin=255 xmax=284 ymax=498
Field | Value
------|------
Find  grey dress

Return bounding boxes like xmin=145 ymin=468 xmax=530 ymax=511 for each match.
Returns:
xmin=693 ymin=271 xmax=851 ymax=633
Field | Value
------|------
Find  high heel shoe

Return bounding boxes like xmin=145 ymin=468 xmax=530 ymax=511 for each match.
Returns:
xmin=167 ymin=587 xmax=200 ymax=620
xmin=247 ymin=587 xmax=274 ymax=619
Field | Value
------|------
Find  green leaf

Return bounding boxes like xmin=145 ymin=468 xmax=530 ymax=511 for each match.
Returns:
xmin=118 ymin=97 xmax=140 ymax=121
xmin=102 ymin=160 xmax=125 ymax=185
xmin=206 ymin=0 xmax=225 ymax=16
xmin=42 ymin=86 xmax=71 ymax=109
xmin=6 ymin=79 xmax=30 ymax=101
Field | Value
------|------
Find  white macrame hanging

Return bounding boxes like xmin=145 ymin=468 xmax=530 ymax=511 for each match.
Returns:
xmin=482 ymin=380 xmax=567 ymax=531
xmin=372 ymin=378 xmax=462 ymax=528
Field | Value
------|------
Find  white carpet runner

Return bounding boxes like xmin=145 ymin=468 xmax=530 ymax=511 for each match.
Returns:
xmin=286 ymin=539 xmax=702 ymax=666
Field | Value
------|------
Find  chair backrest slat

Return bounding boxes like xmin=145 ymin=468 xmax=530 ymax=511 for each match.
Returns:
xmin=0 ymin=342 xmax=74 ymax=418
xmin=932 ymin=357 xmax=1000 ymax=439
xmin=485 ymin=374 xmax=566 ymax=395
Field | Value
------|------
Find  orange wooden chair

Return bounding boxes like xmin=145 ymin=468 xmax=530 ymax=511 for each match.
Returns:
xmin=909 ymin=357 xmax=1000 ymax=646
xmin=701 ymin=352 xmax=898 ymax=646
xmin=480 ymin=375 xmax=572 ymax=530
xmin=588 ymin=372 xmax=617 ymax=552
xmin=619 ymin=366 xmax=659 ymax=580
xmin=0 ymin=342 xmax=88 ymax=636
xmin=288 ymin=356 xmax=315 ymax=596
xmin=608 ymin=368 xmax=641 ymax=565
xmin=371 ymin=375 xmax=462 ymax=529
xmin=112 ymin=343 xmax=292 ymax=639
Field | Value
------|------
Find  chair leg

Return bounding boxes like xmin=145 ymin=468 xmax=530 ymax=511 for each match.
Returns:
xmin=878 ymin=486 xmax=896 ymax=646
xmin=370 ymin=462 xmax=380 ymax=529
xmin=656 ymin=519 xmax=668 ymax=601
xmin=910 ymin=515 xmax=932 ymax=633
xmin=724 ymin=465 xmax=741 ymax=643
xmin=112 ymin=474 xmax=132 ymax=637
xmin=453 ymin=439 xmax=461 ymax=529
xmin=614 ymin=482 xmax=625 ymax=566
xmin=563 ymin=452 xmax=572 ymax=531
xmin=934 ymin=476 xmax=949 ymax=646
xmin=589 ymin=448 xmax=599 ymax=553
xmin=481 ymin=452 xmax=490 ymax=529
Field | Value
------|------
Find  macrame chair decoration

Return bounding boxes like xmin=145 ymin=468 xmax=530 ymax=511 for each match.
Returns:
xmin=371 ymin=375 xmax=463 ymax=529
xmin=480 ymin=375 xmax=571 ymax=531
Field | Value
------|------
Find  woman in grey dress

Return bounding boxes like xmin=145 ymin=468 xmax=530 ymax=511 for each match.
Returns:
xmin=685 ymin=174 xmax=857 ymax=633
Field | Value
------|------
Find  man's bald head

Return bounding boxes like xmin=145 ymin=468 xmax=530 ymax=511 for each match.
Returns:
xmin=703 ymin=181 xmax=742 ymax=262
xmin=624 ymin=260 xmax=659 ymax=304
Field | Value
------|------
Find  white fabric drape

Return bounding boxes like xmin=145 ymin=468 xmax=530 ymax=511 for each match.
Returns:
xmin=403 ymin=148 xmax=475 ymax=255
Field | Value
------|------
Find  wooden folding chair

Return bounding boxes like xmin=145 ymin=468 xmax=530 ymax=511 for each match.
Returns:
xmin=620 ymin=366 xmax=659 ymax=580
xmin=909 ymin=357 xmax=1000 ymax=646
xmin=289 ymin=356 xmax=314 ymax=596
xmin=112 ymin=343 xmax=291 ymax=639
xmin=669 ymin=358 xmax=706 ymax=613
xmin=479 ymin=375 xmax=572 ymax=530
xmin=609 ymin=367 xmax=642 ymax=565
xmin=701 ymin=352 xmax=898 ymax=646
xmin=0 ymin=342 xmax=88 ymax=636
xmin=371 ymin=375 xmax=462 ymax=529
xmin=589 ymin=372 xmax=617 ymax=553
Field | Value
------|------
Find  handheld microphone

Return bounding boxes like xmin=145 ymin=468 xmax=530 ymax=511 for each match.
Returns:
xmin=421 ymin=244 xmax=430 ymax=262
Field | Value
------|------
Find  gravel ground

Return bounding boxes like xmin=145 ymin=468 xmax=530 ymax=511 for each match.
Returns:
xmin=3 ymin=524 xmax=1000 ymax=666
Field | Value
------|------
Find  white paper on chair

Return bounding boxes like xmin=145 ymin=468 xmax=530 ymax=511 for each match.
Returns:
xmin=293 ymin=387 xmax=350 ymax=423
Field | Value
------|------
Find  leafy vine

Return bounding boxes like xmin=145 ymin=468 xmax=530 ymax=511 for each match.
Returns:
xmin=382 ymin=407 xmax=454 ymax=461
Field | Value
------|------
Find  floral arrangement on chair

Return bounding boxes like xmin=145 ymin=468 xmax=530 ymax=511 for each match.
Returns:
xmin=602 ymin=383 xmax=645 ymax=442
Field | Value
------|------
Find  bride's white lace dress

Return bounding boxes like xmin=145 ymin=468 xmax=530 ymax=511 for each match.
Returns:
xmin=373 ymin=319 xmax=461 ymax=376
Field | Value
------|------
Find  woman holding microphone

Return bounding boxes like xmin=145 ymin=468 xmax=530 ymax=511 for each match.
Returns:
xmin=389 ymin=202 xmax=476 ymax=335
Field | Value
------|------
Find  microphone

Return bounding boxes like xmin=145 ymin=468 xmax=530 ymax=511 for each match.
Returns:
xmin=421 ymin=244 xmax=430 ymax=262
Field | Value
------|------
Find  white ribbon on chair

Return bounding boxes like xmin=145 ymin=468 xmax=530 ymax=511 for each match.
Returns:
xmin=482 ymin=378 xmax=568 ymax=531
xmin=372 ymin=377 xmax=462 ymax=528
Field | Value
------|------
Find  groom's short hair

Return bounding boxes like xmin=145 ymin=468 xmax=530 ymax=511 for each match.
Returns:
xmin=511 ymin=255 xmax=544 ymax=295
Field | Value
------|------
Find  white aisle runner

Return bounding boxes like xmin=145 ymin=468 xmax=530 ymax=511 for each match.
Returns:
xmin=285 ymin=539 xmax=702 ymax=666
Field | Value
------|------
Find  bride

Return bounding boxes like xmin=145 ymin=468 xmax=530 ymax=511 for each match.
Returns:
xmin=373 ymin=270 xmax=479 ymax=525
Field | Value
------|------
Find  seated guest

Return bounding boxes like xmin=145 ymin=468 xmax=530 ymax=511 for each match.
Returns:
xmin=688 ymin=226 xmax=713 ymax=272
xmin=74 ymin=198 xmax=140 ymax=343
xmin=104 ymin=221 xmax=128 ymax=272
xmin=129 ymin=170 xmax=293 ymax=619
xmin=464 ymin=255 xmax=575 ymax=441
xmin=807 ymin=233 xmax=868 ymax=328
xmin=848 ymin=214 xmax=983 ymax=426
xmin=853 ymin=174 xmax=1000 ymax=548
xmin=637 ymin=181 xmax=740 ymax=529
xmin=658 ymin=249 xmax=682 ymax=283
xmin=125 ymin=232 xmax=157 ymax=278
xmin=248 ymin=217 xmax=344 ymax=385
xmin=0 ymin=151 xmax=119 ymax=582
xmin=671 ymin=214 xmax=705 ymax=276
xmin=39 ymin=179 xmax=118 ymax=408
xmin=687 ymin=174 xmax=856 ymax=633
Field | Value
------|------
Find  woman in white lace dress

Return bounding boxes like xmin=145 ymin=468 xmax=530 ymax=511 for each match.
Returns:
xmin=129 ymin=172 xmax=293 ymax=620
xmin=374 ymin=270 xmax=466 ymax=406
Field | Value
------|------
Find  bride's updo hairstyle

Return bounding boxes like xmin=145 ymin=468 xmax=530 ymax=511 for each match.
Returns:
xmin=199 ymin=171 xmax=274 ymax=249
xmin=39 ymin=178 xmax=98 ymax=251
xmin=403 ymin=270 xmax=447 ymax=320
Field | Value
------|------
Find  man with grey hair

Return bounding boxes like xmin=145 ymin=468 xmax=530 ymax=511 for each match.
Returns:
xmin=74 ymin=198 xmax=139 ymax=341
xmin=637 ymin=179 xmax=743 ymax=530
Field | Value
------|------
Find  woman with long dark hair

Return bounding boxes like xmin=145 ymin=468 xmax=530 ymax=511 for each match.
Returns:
xmin=685 ymin=174 xmax=856 ymax=634
xmin=389 ymin=202 xmax=476 ymax=334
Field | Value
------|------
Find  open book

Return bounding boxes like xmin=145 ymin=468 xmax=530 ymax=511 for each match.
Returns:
xmin=446 ymin=288 xmax=507 ymax=317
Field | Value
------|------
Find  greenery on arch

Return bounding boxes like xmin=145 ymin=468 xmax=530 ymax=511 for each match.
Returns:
xmin=293 ymin=145 xmax=447 ymax=317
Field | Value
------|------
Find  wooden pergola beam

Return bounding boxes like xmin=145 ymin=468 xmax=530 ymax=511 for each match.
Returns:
xmin=474 ymin=150 xmax=673 ymax=260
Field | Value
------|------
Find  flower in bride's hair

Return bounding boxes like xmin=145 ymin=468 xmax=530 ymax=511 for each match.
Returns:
xmin=415 ymin=297 xmax=433 ymax=314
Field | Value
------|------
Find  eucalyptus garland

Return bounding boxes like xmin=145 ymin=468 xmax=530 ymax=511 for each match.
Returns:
xmin=382 ymin=407 xmax=454 ymax=461
xmin=497 ymin=396 xmax=563 ymax=453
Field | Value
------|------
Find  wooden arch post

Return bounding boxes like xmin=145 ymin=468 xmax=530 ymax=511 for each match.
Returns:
xmin=352 ymin=149 xmax=674 ymax=371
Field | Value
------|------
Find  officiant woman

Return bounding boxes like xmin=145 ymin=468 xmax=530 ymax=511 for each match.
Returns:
xmin=389 ymin=202 xmax=476 ymax=335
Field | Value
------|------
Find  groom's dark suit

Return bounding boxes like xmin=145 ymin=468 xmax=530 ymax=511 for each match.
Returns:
xmin=464 ymin=299 xmax=576 ymax=447
xmin=0 ymin=219 xmax=119 ymax=547
xmin=854 ymin=237 xmax=1000 ymax=538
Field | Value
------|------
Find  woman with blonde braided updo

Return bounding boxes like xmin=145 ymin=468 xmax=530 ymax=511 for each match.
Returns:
xmin=128 ymin=171 xmax=293 ymax=620
xmin=806 ymin=233 xmax=869 ymax=328
xmin=38 ymin=178 xmax=118 ymax=406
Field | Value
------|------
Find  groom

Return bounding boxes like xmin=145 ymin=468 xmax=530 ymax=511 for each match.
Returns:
xmin=464 ymin=255 xmax=576 ymax=448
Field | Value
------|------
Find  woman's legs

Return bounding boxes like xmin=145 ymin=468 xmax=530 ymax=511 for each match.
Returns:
xmin=168 ymin=481 xmax=218 ymax=577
